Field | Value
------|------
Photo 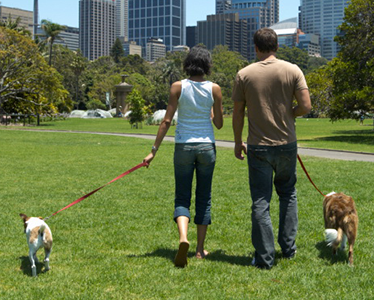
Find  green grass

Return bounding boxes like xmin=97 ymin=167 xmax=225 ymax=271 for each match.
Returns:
xmin=7 ymin=116 xmax=373 ymax=153
xmin=1 ymin=129 xmax=374 ymax=299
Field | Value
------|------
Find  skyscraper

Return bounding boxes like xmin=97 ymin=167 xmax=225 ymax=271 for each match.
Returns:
xmin=299 ymin=0 xmax=350 ymax=60
xmin=79 ymin=0 xmax=116 ymax=61
xmin=216 ymin=0 xmax=231 ymax=14
xmin=197 ymin=13 xmax=248 ymax=59
xmin=128 ymin=0 xmax=186 ymax=54
xmin=116 ymin=0 xmax=129 ymax=42
xmin=223 ymin=0 xmax=279 ymax=60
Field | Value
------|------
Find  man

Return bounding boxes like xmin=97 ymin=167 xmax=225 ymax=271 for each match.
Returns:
xmin=232 ymin=28 xmax=311 ymax=269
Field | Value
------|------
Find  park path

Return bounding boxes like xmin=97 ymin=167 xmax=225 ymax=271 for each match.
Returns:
xmin=22 ymin=129 xmax=374 ymax=163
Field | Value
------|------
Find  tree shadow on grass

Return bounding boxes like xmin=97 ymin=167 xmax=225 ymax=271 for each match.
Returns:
xmin=298 ymin=130 xmax=374 ymax=148
xmin=315 ymin=241 xmax=348 ymax=265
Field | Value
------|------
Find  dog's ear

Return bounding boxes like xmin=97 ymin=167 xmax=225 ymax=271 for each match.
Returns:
xmin=19 ymin=213 xmax=28 ymax=221
xmin=38 ymin=217 xmax=43 ymax=220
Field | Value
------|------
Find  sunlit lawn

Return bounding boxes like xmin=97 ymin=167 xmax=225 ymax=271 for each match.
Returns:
xmin=7 ymin=116 xmax=373 ymax=153
xmin=1 ymin=129 xmax=373 ymax=299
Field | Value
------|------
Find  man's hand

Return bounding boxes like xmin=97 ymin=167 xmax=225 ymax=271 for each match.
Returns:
xmin=234 ymin=142 xmax=247 ymax=160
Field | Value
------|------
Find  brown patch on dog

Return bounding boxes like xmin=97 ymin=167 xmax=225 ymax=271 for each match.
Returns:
xmin=29 ymin=226 xmax=40 ymax=244
xmin=43 ymin=228 xmax=53 ymax=251
xmin=323 ymin=193 xmax=358 ymax=265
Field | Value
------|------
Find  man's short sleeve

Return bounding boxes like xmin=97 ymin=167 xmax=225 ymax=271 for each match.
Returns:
xmin=232 ymin=73 xmax=245 ymax=102
xmin=295 ymin=67 xmax=308 ymax=91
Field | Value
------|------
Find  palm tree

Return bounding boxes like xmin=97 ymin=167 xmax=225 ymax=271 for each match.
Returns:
xmin=0 ymin=15 xmax=31 ymax=36
xmin=40 ymin=19 xmax=66 ymax=66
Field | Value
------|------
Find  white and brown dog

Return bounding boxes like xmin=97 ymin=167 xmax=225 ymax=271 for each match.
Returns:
xmin=20 ymin=214 xmax=53 ymax=276
xmin=323 ymin=192 xmax=358 ymax=265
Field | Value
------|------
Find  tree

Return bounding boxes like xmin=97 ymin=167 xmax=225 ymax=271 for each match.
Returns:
xmin=110 ymin=38 xmax=125 ymax=63
xmin=127 ymin=89 xmax=145 ymax=128
xmin=277 ymin=46 xmax=309 ymax=73
xmin=0 ymin=15 xmax=31 ymax=36
xmin=210 ymin=45 xmax=248 ymax=112
xmin=40 ymin=19 xmax=66 ymax=66
xmin=329 ymin=0 xmax=374 ymax=120
xmin=0 ymin=27 xmax=71 ymax=114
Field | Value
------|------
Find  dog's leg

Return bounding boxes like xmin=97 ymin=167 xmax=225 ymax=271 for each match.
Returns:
xmin=340 ymin=234 xmax=347 ymax=250
xmin=348 ymin=244 xmax=354 ymax=266
xmin=332 ymin=228 xmax=344 ymax=255
xmin=29 ymin=251 xmax=37 ymax=277
xmin=44 ymin=247 xmax=52 ymax=271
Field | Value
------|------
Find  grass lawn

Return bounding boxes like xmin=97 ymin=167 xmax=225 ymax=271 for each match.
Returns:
xmin=1 ymin=129 xmax=373 ymax=299
xmin=9 ymin=116 xmax=374 ymax=153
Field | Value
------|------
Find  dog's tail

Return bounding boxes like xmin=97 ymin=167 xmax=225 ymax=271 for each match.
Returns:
xmin=325 ymin=229 xmax=338 ymax=246
xmin=39 ymin=224 xmax=46 ymax=235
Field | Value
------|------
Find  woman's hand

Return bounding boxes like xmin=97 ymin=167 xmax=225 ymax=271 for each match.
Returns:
xmin=143 ymin=152 xmax=155 ymax=168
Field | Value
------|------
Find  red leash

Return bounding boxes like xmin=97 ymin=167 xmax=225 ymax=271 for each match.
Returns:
xmin=297 ymin=154 xmax=326 ymax=197
xmin=44 ymin=162 xmax=148 ymax=220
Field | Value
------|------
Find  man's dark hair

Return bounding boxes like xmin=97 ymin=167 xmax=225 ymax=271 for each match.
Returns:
xmin=183 ymin=45 xmax=212 ymax=76
xmin=253 ymin=28 xmax=278 ymax=53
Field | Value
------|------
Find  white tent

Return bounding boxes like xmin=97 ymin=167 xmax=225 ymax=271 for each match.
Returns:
xmin=82 ymin=109 xmax=113 ymax=119
xmin=69 ymin=110 xmax=85 ymax=118
xmin=151 ymin=109 xmax=178 ymax=124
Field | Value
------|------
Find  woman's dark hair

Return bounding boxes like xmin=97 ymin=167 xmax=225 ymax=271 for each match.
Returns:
xmin=253 ymin=28 xmax=278 ymax=53
xmin=183 ymin=45 xmax=212 ymax=76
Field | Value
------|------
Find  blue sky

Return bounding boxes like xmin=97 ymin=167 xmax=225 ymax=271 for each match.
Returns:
xmin=0 ymin=0 xmax=300 ymax=27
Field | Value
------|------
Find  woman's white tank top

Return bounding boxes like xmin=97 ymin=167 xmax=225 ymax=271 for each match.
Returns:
xmin=175 ymin=79 xmax=215 ymax=144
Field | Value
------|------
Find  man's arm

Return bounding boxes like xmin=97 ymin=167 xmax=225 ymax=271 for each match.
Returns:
xmin=232 ymin=100 xmax=247 ymax=160
xmin=293 ymin=88 xmax=312 ymax=118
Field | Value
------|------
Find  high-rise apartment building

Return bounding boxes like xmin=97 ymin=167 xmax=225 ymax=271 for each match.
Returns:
xmin=79 ymin=0 xmax=116 ymax=61
xmin=128 ymin=0 xmax=186 ymax=54
xmin=0 ymin=6 xmax=34 ymax=34
xmin=222 ymin=0 xmax=279 ymax=60
xmin=299 ymin=0 xmax=350 ymax=60
xmin=146 ymin=38 xmax=166 ymax=62
xmin=197 ymin=13 xmax=248 ymax=59
xmin=216 ymin=0 xmax=232 ymax=14
xmin=116 ymin=0 xmax=129 ymax=42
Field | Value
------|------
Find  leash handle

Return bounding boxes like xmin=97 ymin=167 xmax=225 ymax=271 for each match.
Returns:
xmin=297 ymin=154 xmax=326 ymax=197
xmin=44 ymin=162 xmax=148 ymax=221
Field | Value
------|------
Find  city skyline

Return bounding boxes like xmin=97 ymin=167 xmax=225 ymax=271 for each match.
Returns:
xmin=0 ymin=0 xmax=300 ymax=28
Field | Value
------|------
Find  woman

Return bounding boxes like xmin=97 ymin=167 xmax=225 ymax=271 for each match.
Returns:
xmin=143 ymin=45 xmax=223 ymax=268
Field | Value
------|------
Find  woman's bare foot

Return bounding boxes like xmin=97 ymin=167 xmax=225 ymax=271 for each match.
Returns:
xmin=195 ymin=249 xmax=209 ymax=259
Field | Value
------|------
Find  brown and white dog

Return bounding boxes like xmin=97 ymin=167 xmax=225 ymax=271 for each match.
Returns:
xmin=20 ymin=213 xmax=53 ymax=276
xmin=323 ymin=192 xmax=358 ymax=265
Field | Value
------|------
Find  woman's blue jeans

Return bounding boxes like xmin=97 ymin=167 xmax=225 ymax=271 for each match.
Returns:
xmin=173 ymin=143 xmax=216 ymax=225
xmin=247 ymin=142 xmax=298 ymax=269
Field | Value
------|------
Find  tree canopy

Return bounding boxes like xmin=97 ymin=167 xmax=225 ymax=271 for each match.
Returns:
xmin=0 ymin=27 xmax=71 ymax=114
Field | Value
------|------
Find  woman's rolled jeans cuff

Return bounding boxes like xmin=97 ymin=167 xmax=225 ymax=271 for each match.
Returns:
xmin=173 ymin=143 xmax=216 ymax=225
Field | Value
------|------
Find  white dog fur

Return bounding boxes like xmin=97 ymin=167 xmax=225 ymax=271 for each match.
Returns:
xmin=20 ymin=214 xmax=53 ymax=277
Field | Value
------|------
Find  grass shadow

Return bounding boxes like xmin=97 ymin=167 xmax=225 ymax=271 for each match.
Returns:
xmin=315 ymin=241 xmax=348 ymax=265
xmin=127 ymin=248 xmax=252 ymax=266
xmin=19 ymin=256 xmax=48 ymax=277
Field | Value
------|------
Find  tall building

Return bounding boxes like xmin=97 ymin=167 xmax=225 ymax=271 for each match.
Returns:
xmin=79 ymin=0 xmax=116 ymax=61
xmin=37 ymin=26 xmax=80 ymax=51
xmin=186 ymin=26 xmax=197 ymax=49
xmin=197 ymin=13 xmax=248 ymax=59
xmin=223 ymin=0 xmax=279 ymax=60
xmin=146 ymin=38 xmax=166 ymax=62
xmin=116 ymin=0 xmax=129 ymax=42
xmin=0 ymin=6 xmax=33 ymax=33
xmin=128 ymin=0 xmax=186 ymax=54
xmin=270 ymin=18 xmax=321 ymax=57
xmin=216 ymin=0 xmax=232 ymax=14
xmin=299 ymin=0 xmax=350 ymax=60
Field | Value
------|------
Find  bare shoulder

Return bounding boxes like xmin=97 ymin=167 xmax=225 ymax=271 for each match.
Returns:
xmin=212 ymin=83 xmax=222 ymax=91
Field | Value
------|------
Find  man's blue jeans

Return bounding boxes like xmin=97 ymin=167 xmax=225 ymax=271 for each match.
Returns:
xmin=247 ymin=141 xmax=298 ymax=268
xmin=173 ymin=143 xmax=216 ymax=225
